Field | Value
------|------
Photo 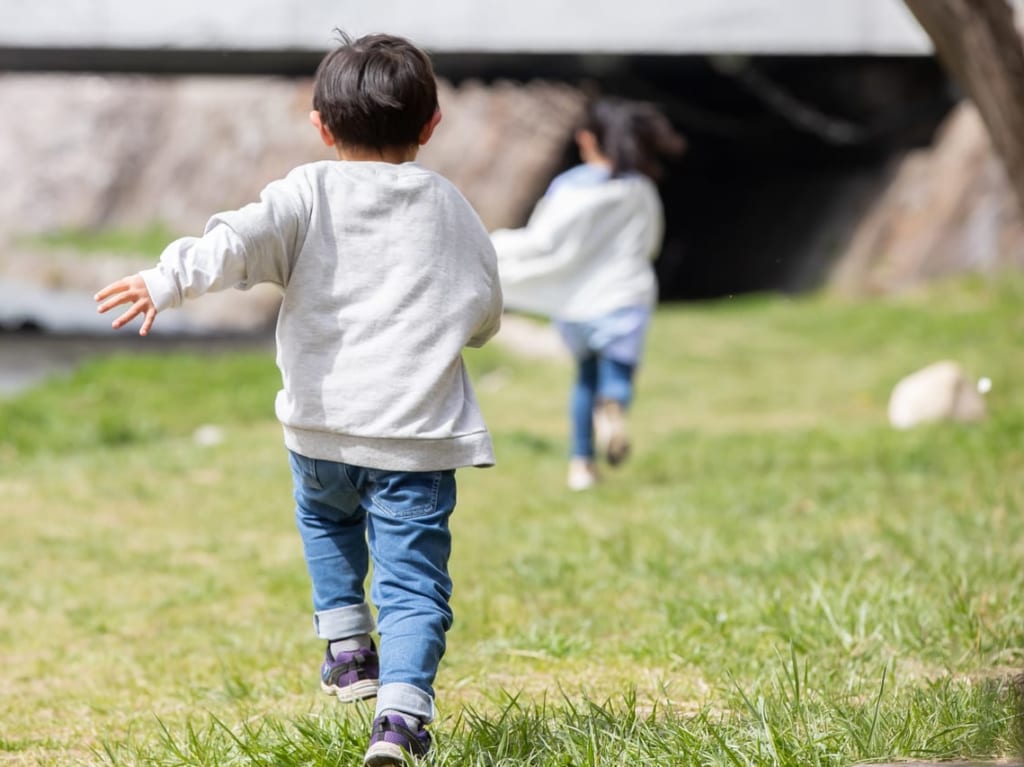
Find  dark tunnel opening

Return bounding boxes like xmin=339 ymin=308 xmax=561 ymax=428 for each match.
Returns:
xmin=437 ymin=52 xmax=955 ymax=301
xmin=648 ymin=57 xmax=953 ymax=301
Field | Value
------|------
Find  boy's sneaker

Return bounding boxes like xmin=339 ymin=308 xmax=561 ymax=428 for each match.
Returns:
xmin=364 ymin=714 xmax=431 ymax=766
xmin=594 ymin=400 xmax=630 ymax=466
xmin=320 ymin=642 xmax=380 ymax=702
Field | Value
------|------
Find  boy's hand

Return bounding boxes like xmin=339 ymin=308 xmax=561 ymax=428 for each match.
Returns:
xmin=95 ymin=275 xmax=158 ymax=336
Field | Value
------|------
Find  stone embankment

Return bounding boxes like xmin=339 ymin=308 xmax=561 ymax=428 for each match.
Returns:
xmin=0 ymin=73 xmax=584 ymax=334
xmin=2 ymin=73 xmax=1022 ymax=335
xmin=831 ymin=103 xmax=1024 ymax=293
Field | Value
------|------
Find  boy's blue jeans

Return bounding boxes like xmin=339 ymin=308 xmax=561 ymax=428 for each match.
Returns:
xmin=289 ymin=450 xmax=456 ymax=724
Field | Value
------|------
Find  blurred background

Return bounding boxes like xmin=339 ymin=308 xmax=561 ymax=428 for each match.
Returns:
xmin=1 ymin=0 xmax=1022 ymax=375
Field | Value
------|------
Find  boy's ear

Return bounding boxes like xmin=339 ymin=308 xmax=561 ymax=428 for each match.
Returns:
xmin=418 ymin=109 xmax=442 ymax=146
xmin=309 ymin=110 xmax=336 ymax=147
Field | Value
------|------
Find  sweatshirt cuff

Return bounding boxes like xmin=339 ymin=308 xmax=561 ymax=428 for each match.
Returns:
xmin=139 ymin=264 xmax=180 ymax=312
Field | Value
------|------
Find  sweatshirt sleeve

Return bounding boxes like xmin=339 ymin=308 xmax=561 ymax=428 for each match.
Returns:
xmin=489 ymin=188 xmax=606 ymax=315
xmin=490 ymin=188 xmax=618 ymax=283
xmin=139 ymin=173 xmax=309 ymax=311
xmin=467 ymin=239 xmax=503 ymax=348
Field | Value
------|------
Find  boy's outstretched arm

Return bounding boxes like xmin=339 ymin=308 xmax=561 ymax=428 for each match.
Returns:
xmin=95 ymin=274 xmax=158 ymax=336
xmin=92 ymin=173 xmax=307 ymax=336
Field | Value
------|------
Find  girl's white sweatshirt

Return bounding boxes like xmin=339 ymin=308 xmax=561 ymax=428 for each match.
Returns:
xmin=490 ymin=173 xmax=663 ymax=321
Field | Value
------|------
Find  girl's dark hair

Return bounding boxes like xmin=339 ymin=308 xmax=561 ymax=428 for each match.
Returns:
xmin=583 ymin=98 xmax=686 ymax=180
xmin=312 ymin=31 xmax=438 ymax=150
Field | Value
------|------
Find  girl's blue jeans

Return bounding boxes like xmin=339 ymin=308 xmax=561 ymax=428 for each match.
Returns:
xmin=289 ymin=450 xmax=456 ymax=723
xmin=570 ymin=355 xmax=635 ymax=458
xmin=556 ymin=306 xmax=649 ymax=459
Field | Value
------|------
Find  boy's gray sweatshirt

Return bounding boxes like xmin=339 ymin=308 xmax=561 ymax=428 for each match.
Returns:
xmin=141 ymin=161 xmax=503 ymax=471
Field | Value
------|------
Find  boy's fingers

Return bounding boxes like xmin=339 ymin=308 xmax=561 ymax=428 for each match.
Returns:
xmin=139 ymin=308 xmax=157 ymax=336
xmin=96 ymin=274 xmax=156 ymax=334
xmin=96 ymin=281 xmax=139 ymax=315
xmin=110 ymin=308 xmax=135 ymax=329
xmin=97 ymin=293 xmax=132 ymax=315
xmin=94 ymin=279 xmax=131 ymax=303
xmin=111 ymin=300 xmax=147 ymax=329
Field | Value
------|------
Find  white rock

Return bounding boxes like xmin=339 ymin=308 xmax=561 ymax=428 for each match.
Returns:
xmin=888 ymin=360 xmax=986 ymax=429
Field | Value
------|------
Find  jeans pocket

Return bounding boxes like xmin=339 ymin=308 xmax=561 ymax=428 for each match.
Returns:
xmin=365 ymin=469 xmax=454 ymax=519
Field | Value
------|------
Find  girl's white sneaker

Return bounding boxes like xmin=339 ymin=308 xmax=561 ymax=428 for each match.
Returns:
xmin=567 ymin=458 xmax=599 ymax=491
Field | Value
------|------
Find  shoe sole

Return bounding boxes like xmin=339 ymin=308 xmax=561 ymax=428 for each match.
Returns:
xmin=594 ymin=403 xmax=630 ymax=467
xmin=606 ymin=434 xmax=630 ymax=466
xmin=322 ymin=678 xmax=380 ymax=702
xmin=364 ymin=741 xmax=411 ymax=766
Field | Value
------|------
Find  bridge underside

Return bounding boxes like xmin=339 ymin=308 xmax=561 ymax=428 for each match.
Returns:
xmin=0 ymin=0 xmax=950 ymax=299
xmin=0 ymin=48 xmax=953 ymax=299
xmin=0 ymin=0 xmax=930 ymax=59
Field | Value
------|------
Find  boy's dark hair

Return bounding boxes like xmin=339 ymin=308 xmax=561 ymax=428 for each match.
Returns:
xmin=312 ymin=31 xmax=438 ymax=150
xmin=584 ymin=98 xmax=686 ymax=181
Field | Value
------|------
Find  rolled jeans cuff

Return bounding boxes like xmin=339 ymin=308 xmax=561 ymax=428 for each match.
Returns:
xmin=376 ymin=682 xmax=435 ymax=724
xmin=314 ymin=602 xmax=375 ymax=640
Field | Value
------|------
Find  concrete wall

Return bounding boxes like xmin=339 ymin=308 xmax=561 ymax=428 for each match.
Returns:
xmin=1 ymin=0 xmax=930 ymax=55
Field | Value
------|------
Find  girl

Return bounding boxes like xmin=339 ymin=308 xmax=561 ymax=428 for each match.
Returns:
xmin=492 ymin=98 xmax=684 ymax=490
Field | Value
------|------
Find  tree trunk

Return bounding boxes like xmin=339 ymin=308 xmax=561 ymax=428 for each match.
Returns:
xmin=904 ymin=0 xmax=1024 ymax=213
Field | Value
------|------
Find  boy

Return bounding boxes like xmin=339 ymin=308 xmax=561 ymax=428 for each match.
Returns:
xmin=95 ymin=32 xmax=502 ymax=766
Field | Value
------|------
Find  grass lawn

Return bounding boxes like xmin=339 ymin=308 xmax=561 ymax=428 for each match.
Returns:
xmin=17 ymin=223 xmax=183 ymax=259
xmin=1 ymin=275 xmax=1022 ymax=766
